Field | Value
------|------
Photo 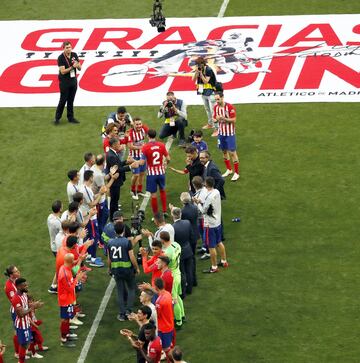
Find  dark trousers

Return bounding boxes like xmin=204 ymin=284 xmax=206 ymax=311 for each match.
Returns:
xmin=97 ymin=201 xmax=109 ymax=240
xmin=55 ymin=81 xmax=77 ymax=120
xmin=159 ymin=117 xmax=187 ymax=140
xmin=190 ymin=242 xmax=197 ymax=286
xmin=180 ymin=256 xmax=194 ymax=296
xmin=109 ymin=186 xmax=120 ymax=221
xmin=113 ymin=270 xmax=136 ymax=315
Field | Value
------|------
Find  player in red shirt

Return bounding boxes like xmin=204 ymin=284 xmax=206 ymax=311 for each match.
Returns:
xmin=11 ymin=278 xmax=44 ymax=363
xmin=156 ymin=256 xmax=174 ymax=294
xmin=135 ymin=322 xmax=162 ymax=363
xmin=27 ymin=295 xmax=48 ymax=358
xmin=140 ymin=240 xmax=164 ymax=286
xmin=212 ymin=92 xmax=239 ymax=181
xmin=4 ymin=265 xmax=21 ymax=358
xmin=140 ymin=129 xmax=171 ymax=216
xmin=128 ymin=117 xmax=149 ymax=199
xmin=58 ymin=253 xmax=85 ymax=347
xmin=154 ymin=278 xmax=175 ymax=362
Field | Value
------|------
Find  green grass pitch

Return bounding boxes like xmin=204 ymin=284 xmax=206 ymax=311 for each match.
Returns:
xmin=1 ymin=1 xmax=360 ymax=362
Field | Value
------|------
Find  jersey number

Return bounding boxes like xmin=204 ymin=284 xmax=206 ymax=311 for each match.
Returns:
xmin=153 ymin=151 xmax=161 ymax=165
xmin=111 ymin=246 xmax=122 ymax=259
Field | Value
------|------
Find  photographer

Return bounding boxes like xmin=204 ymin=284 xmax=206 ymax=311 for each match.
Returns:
xmin=193 ymin=177 xmax=228 ymax=274
xmin=192 ymin=57 xmax=218 ymax=137
xmin=157 ymin=91 xmax=187 ymax=146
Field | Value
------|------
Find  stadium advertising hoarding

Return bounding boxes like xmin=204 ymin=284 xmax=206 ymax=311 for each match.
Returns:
xmin=0 ymin=14 xmax=359 ymax=107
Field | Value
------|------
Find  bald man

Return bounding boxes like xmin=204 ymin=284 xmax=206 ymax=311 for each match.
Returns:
xmin=58 ymin=254 xmax=85 ymax=347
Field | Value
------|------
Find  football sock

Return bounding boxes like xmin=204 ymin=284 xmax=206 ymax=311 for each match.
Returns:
xmin=29 ymin=342 xmax=36 ymax=355
xmin=151 ymin=196 xmax=158 ymax=214
xmin=160 ymin=189 xmax=167 ymax=212
xmin=13 ymin=334 xmax=19 ymax=353
xmin=18 ymin=346 xmax=26 ymax=363
xmin=137 ymin=184 xmax=143 ymax=193
xmin=233 ymin=161 xmax=239 ymax=174
xmin=224 ymin=159 xmax=232 ymax=170
xmin=131 ymin=184 xmax=136 ymax=193
xmin=60 ymin=321 xmax=69 ymax=339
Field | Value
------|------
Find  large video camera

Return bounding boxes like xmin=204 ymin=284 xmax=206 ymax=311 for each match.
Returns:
xmin=150 ymin=0 xmax=166 ymax=32
xmin=130 ymin=205 xmax=146 ymax=264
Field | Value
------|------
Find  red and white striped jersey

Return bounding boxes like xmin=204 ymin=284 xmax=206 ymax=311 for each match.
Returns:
xmin=141 ymin=141 xmax=168 ymax=176
xmin=4 ymin=279 xmax=17 ymax=313
xmin=11 ymin=293 xmax=31 ymax=329
xmin=213 ymin=102 xmax=236 ymax=136
xmin=128 ymin=125 xmax=149 ymax=158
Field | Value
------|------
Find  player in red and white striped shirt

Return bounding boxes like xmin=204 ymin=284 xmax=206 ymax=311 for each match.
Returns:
xmin=140 ymin=129 xmax=171 ymax=215
xmin=213 ymin=92 xmax=240 ymax=181
xmin=128 ymin=117 xmax=149 ymax=200
xmin=11 ymin=278 xmax=44 ymax=363
xmin=4 ymin=265 xmax=21 ymax=358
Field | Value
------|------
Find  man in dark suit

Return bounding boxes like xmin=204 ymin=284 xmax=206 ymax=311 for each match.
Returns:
xmin=105 ymin=138 xmax=138 ymax=220
xmin=171 ymin=207 xmax=194 ymax=296
xmin=199 ymin=150 xmax=226 ymax=199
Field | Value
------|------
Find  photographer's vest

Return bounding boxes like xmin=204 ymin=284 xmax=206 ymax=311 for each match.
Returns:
xmin=164 ymin=99 xmax=184 ymax=124
xmin=196 ymin=65 xmax=216 ymax=96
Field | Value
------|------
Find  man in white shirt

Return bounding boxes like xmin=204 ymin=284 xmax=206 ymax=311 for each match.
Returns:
xmin=142 ymin=212 xmax=174 ymax=248
xmin=47 ymin=200 xmax=62 ymax=294
xmin=80 ymin=169 xmax=107 ymax=267
xmin=193 ymin=176 xmax=228 ymax=273
xmin=66 ymin=169 xmax=80 ymax=203
xmin=79 ymin=152 xmax=95 ymax=185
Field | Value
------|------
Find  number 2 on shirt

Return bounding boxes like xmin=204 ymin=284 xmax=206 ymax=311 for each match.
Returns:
xmin=153 ymin=151 xmax=160 ymax=165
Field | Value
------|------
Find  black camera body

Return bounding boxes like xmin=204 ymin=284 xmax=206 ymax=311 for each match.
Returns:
xmin=150 ymin=0 xmax=166 ymax=32
xmin=167 ymin=100 xmax=173 ymax=108
xmin=130 ymin=209 xmax=145 ymax=237
xmin=130 ymin=209 xmax=145 ymax=265
xmin=206 ymin=204 xmax=215 ymax=218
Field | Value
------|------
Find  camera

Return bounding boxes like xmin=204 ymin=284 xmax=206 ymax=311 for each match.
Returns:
xmin=130 ymin=207 xmax=146 ymax=264
xmin=130 ymin=209 xmax=145 ymax=237
xmin=150 ymin=0 xmax=166 ymax=32
xmin=206 ymin=204 xmax=215 ymax=218
xmin=167 ymin=100 xmax=173 ymax=108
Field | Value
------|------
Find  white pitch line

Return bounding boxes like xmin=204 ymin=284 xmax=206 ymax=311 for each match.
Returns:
xmin=218 ymin=0 xmax=230 ymax=17
xmin=77 ymin=278 xmax=116 ymax=363
xmin=77 ymin=137 xmax=174 ymax=362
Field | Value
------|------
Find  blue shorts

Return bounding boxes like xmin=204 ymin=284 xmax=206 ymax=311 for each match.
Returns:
xmin=218 ymin=134 xmax=236 ymax=151
xmin=16 ymin=328 xmax=32 ymax=346
xmin=131 ymin=157 xmax=146 ymax=175
xmin=204 ymin=225 xmax=222 ymax=248
xmin=60 ymin=305 xmax=75 ymax=320
xmin=146 ymin=174 xmax=166 ymax=193
xmin=158 ymin=330 xmax=174 ymax=349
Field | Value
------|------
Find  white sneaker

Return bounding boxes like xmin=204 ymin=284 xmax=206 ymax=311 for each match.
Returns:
xmin=231 ymin=173 xmax=240 ymax=181
xmin=31 ymin=353 xmax=43 ymax=359
xmin=222 ymin=169 xmax=233 ymax=177
xmin=70 ymin=317 xmax=83 ymax=325
xmin=70 ymin=325 xmax=78 ymax=330
xmin=39 ymin=346 xmax=49 ymax=351
xmin=76 ymin=312 xmax=86 ymax=318
xmin=138 ymin=192 xmax=147 ymax=198
xmin=66 ymin=333 xmax=78 ymax=338
xmin=132 ymin=193 xmax=139 ymax=200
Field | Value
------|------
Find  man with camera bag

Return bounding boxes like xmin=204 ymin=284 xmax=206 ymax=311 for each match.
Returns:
xmin=193 ymin=177 xmax=228 ymax=273
xmin=192 ymin=57 xmax=218 ymax=137
xmin=158 ymin=91 xmax=187 ymax=146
